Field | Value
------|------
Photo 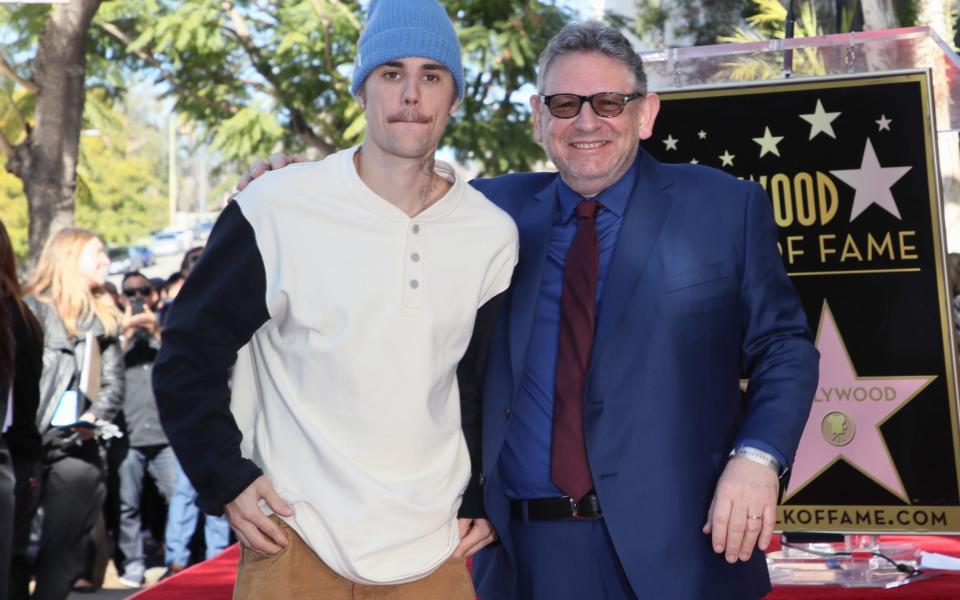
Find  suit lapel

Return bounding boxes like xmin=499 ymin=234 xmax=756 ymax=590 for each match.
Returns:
xmin=508 ymin=179 xmax=557 ymax=387
xmin=592 ymin=150 xmax=674 ymax=361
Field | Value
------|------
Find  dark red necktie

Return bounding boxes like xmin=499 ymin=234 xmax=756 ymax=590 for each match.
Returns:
xmin=551 ymin=199 xmax=600 ymax=501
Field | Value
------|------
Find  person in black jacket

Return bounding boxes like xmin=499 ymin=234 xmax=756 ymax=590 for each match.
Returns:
xmin=23 ymin=228 xmax=124 ymax=600
xmin=0 ymin=219 xmax=43 ymax=600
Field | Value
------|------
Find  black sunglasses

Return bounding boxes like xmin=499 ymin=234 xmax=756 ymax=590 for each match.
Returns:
xmin=123 ymin=286 xmax=153 ymax=298
xmin=538 ymin=92 xmax=643 ymax=119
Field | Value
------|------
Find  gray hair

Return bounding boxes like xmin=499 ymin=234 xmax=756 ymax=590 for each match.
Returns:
xmin=536 ymin=21 xmax=647 ymax=94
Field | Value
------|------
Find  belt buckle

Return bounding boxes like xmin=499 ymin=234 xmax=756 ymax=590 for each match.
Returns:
xmin=568 ymin=496 xmax=582 ymax=519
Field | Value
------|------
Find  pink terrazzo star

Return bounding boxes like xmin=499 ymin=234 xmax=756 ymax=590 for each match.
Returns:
xmin=784 ymin=302 xmax=935 ymax=502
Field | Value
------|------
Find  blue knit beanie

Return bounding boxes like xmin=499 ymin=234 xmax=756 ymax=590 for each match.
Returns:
xmin=351 ymin=0 xmax=464 ymax=100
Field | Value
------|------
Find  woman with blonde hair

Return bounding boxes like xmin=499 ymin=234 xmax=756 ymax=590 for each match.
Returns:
xmin=22 ymin=228 xmax=124 ymax=600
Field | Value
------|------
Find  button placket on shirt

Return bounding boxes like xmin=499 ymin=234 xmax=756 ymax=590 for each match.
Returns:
xmin=402 ymin=221 xmax=424 ymax=308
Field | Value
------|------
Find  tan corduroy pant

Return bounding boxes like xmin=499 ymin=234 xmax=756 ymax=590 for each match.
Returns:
xmin=232 ymin=517 xmax=476 ymax=600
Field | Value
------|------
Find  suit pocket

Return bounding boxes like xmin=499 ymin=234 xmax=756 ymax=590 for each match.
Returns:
xmin=662 ymin=263 xmax=737 ymax=316
xmin=663 ymin=262 xmax=730 ymax=292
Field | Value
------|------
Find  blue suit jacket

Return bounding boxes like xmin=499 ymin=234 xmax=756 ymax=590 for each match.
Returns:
xmin=469 ymin=149 xmax=819 ymax=600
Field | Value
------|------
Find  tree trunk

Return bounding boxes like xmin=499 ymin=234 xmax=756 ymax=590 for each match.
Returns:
xmin=4 ymin=0 xmax=102 ymax=263
xmin=859 ymin=0 xmax=900 ymax=72
xmin=860 ymin=0 xmax=900 ymax=30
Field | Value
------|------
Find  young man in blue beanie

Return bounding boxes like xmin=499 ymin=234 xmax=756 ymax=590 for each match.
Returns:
xmin=153 ymin=0 xmax=516 ymax=597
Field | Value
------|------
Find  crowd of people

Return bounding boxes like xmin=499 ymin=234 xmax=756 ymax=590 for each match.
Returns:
xmin=0 ymin=222 xmax=228 ymax=599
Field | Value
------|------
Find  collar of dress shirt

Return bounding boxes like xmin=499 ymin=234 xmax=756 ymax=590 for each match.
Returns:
xmin=556 ymin=156 xmax=640 ymax=224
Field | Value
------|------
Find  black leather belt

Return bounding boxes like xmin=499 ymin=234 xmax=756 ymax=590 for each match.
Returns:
xmin=511 ymin=493 xmax=602 ymax=520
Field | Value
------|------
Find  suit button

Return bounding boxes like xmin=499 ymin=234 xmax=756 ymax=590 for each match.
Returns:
xmin=479 ymin=474 xmax=485 ymax=486
xmin=505 ymin=407 xmax=512 ymax=417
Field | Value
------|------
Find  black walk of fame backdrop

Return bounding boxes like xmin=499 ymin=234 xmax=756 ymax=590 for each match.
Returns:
xmin=642 ymin=72 xmax=960 ymax=533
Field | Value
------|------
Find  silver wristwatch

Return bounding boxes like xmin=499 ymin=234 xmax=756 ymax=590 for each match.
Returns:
xmin=729 ymin=446 xmax=785 ymax=478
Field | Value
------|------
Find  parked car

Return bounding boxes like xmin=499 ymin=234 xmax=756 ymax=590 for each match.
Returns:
xmin=150 ymin=231 xmax=183 ymax=257
xmin=108 ymin=246 xmax=148 ymax=275
xmin=194 ymin=218 xmax=215 ymax=242
xmin=129 ymin=245 xmax=155 ymax=267
xmin=174 ymin=227 xmax=195 ymax=249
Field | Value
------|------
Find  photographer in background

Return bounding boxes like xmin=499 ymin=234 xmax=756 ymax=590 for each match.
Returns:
xmin=116 ymin=273 xmax=175 ymax=589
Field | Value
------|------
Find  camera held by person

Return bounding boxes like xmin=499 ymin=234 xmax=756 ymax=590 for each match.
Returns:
xmin=120 ymin=272 xmax=161 ymax=350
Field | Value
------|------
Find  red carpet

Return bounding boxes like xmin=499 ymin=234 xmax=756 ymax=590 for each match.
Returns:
xmin=132 ymin=536 xmax=960 ymax=599
xmin=129 ymin=545 xmax=240 ymax=600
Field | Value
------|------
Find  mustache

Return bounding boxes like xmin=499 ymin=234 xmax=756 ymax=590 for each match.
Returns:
xmin=387 ymin=110 xmax=432 ymax=124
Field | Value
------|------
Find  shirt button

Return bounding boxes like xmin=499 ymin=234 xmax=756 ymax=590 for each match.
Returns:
xmin=410 ymin=279 xmax=420 ymax=289
xmin=411 ymin=252 xmax=420 ymax=262
xmin=505 ymin=407 xmax=512 ymax=417
xmin=412 ymin=224 xmax=420 ymax=234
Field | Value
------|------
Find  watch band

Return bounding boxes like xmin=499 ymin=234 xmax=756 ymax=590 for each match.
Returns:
xmin=729 ymin=446 xmax=784 ymax=477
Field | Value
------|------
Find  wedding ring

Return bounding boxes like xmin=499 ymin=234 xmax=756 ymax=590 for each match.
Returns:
xmin=747 ymin=515 xmax=762 ymax=520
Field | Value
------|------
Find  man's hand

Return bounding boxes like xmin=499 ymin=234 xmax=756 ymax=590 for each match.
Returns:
xmin=453 ymin=518 xmax=497 ymax=558
xmin=236 ymin=153 xmax=306 ymax=191
xmin=224 ymin=475 xmax=295 ymax=555
xmin=121 ymin=304 xmax=161 ymax=348
xmin=702 ymin=457 xmax=779 ymax=563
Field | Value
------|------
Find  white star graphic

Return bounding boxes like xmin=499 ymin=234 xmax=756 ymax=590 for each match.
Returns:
xmin=799 ymin=99 xmax=841 ymax=140
xmin=663 ymin=134 xmax=678 ymax=151
xmin=719 ymin=150 xmax=735 ymax=167
xmin=829 ymin=139 xmax=911 ymax=221
xmin=698 ymin=130 xmax=707 ymax=139
xmin=876 ymin=114 xmax=893 ymax=131
xmin=689 ymin=158 xmax=699 ymax=164
xmin=752 ymin=126 xmax=784 ymax=158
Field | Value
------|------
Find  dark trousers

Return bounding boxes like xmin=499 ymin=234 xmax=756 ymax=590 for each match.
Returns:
xmin=508 ymin=514 xmax=637 ymax=600
xmin=0 ymin=442 xmax=15 ymax=598
xmin=31 ymin=440 xmax=105 ymax=600
xmin=8 ymin=459 xmax=41 ymax=600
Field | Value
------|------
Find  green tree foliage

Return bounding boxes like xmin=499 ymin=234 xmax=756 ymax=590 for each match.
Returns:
xmin=717 ymin=0 xmax=826 ymax=80
xmin=634 ymin=0 xmax=751 ymax=47
xmin=74 ymin=91 xmax=168 ymax=247
xmin=446 ymin=0 xmax=570 ymax=173
xmin=0 ymin=83 xmax=31 ymax=262
xmin=104 ymin=0 xmax=571 ymax=174
xmin=0 ymin=173 xmax=28 ymax=264
xmin=0 ymin=77 xmax=168 ymax=256
xmin=632 ymin=0 xmax=878 ymax=49
xmin=678 ymin=0 xmax=752 ymax=44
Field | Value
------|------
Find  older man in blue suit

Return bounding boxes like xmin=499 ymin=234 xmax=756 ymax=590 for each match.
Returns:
xmin=467 ymin=22 xmax=818 ymax=600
